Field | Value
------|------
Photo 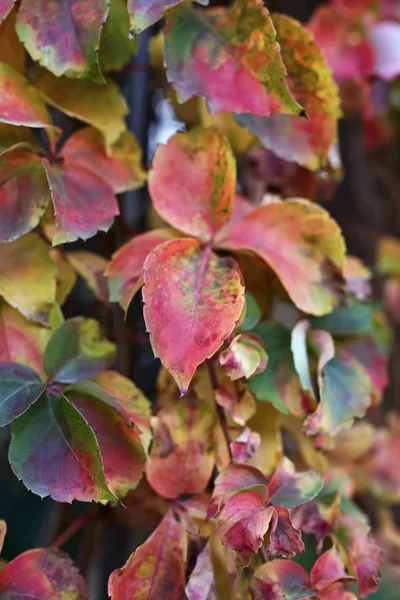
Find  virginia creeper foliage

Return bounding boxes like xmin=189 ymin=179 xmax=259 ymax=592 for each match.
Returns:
xmin=0 ymin=0 xmax=399 ymax=598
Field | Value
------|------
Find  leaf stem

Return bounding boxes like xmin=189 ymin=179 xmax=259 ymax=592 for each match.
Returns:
xmin=51 ymin=513 xmax=92 ymax=549
xmin=207 ymin=359 xmax=233 ymax=462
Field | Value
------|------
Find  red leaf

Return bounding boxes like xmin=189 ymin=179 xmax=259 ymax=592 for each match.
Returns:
xmin=217 ymin=491 xmax=275 ymax=565
xmin=43 ymin=158 xmax=119 ymax=245
xmin=142 ymin=238 xmax=244 ymax=393
xmin=107 ymin=229 xmax=175 ymax=313
xmin=267 ymin=506 xmax=304 ymax=559
xmin=219 ymin=199 xmax=345 ymax=316
xmin=251 ymin=560 xmax=312 ymax=600
xmin=146 ymin=394 xmax=216 ymax=499
xmin=62 ymin=127 xmax=146 ymax=194
xmin=128 ymin=0 xmax=208 ymax=35
xmin=148 ymin=127 xmax=236 ymax=242
xmin=0 ymin=61 xmax=50 ymax=127
xmin=0 ymin=143 xmax=50 ymax=243
xmin=268 ymin=457 xmax=324 ymax=508
xmin=0 ymin=0 xmax=15 ymax=21
xmin=15 ymin=0 xmax=109 ymax=81
xmin=310 ymin=547 xmax=353 ymax=592
xmin=231 ymin=427 xmax=261 ymax=463
xmin=108 ymin=511 xmax=187 ymax=600
xmin=0 ymin=547 xmax=88 ymax=599
xmin=65 ymin=382 xmax=147 ymax=499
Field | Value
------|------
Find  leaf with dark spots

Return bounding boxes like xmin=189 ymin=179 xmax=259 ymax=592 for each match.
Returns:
xmin=9 ymin=392 xmax=116 ymax=502
xmin=142 ymin=237 xmax=244 ymax=393
xmin=0 ymin=143 xmax=51 ymax=243
xmin=148 ymin=127 xmax=236 ymax=243
xmin=16 ymin=0 xmax=110 ymax=81
xmin=0 ymin=361 xmax=45 ymax=426
xmin=146 ymin=393 xmax=216 ymax=499
xmin=0 ymin=547 xmax=88 ymax=599
xmin=108 ymin=510 xmax=187 ymax=600
xmin=44 ymin=317 xmax=116 ymax=384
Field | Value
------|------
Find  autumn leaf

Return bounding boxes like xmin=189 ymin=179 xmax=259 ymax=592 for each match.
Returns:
xmin=0 ymin=300 xmax=60 ymax=376
xmin=128 ymin=0 xmax=208 ymax=35
xmin=108 ymin=510 xmax=187 ymax=600
xmin=237 ymin=14 xmax=341 ymax=170
xmin=15 ymin=0 xmax=109 ymax=81
xmin=148 ymin=127 xmax=236 ymax=242
xmin=0 ymin=361 xmax=45 ymax=426
xmin=99 ymin=0 xmax=138 ymax=72
xmin=0 ymin=0 xmax=15 ymax=21
xmin=0 ymin=233 xmax=57 ymax=325
xmin=267 ymin=505 xmax=304 ymax=559
xmin=0 ymin=547 xmax=88 ymax=600
xmin=0 ymin=61 xmax=50 ymax=127
xmin=67 ymin=251 xmax=110 ymax=305
xmin=107 ymin=229 xmax=175 ymax=313
xmin=36 ymin=71 xmax=128 ymax=147
xmin=146 ymin=393 xmax=216 ymax=499
xmin=43 ymin=156 xmax=120 ymax=245
xmin=143 ymin=238 xmax=244 ymax=393
xmin=0 ymin=143 xmax=51 ymax=243
xmin=164 ymin=0 xmax=302 ymax=117
xmin=9 ymin=392 xmax=116 ymax=502
xmin=65 ymin=381 xmax=147 ymax=498
xmin=51 ymin=248 xmax=77 ymax=305
xmin=62 ymin=127 xmax=146 ymax=194
xmin=0 ymin=8 xmax=26 ymax=72
xmin=219 ymin=199 xmax=345 ymax=316
xmin=44 ymin=317 xmax=116 ymax=384
xmin=217 ymin=333 xmax=268 ymax=381
xmin=268 ymin=457 xmax=324 ymax=508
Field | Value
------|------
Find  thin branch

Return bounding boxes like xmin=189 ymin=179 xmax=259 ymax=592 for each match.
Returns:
xmin=52 ymin=513 xmax=92 ymax=549
xmin=207 ymin=359 xmax=233 ymax=462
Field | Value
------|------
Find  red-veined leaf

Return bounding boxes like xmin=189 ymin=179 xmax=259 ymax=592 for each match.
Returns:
xmin=0 ymin=61 xmax=50 ymax=127
xmin=0 ymin=361 xmax=44 ymax=426
xmin=107 ymin=229 xmax=175 ymax=313
xmin=62 ymin=127 xmax=146 ymax=194
xmin=146 ymin=394 xmax=216 ymax=499
xmin=143 ymin=238 xmax=244 ymax=393
xmin=44 ymin=317 xmax=116 ymax=384
xmin=65 ymin=381 xmax=147 ymax=498
xmin=36 ymin=71 xmax=128 ymax=148
xmin=0 ymin=547 xmax=88 ymax=600
xmin=15 ymin=0 xmax=109 ymax=81
xmin=220 ymin=199 xmax=345 ymax=316
xmin=9 ymin=392 xmax=116 ymax=502
xmin=0 ymin=0 xmax=15 ymax=21
xmin=108 ymin=510 xmax=187 ymax=600
xmin=128 ymin=0 xmax=208 ymax=35
xmin=238 ymin=14 xmax=341 ymax=171
xmin=148 ymin=127 xmax=236 ymax=242
xmin=268 ymin=457 xmax=324 ymax=508
xmin=67 ymin=251 xmax=110 ymax=305
xmin=0 ymin=233 xmax=57 ymax=325
xmin=164 ymin=0 xmax=302 ymax=117
xmin=0 ymin=143 xmax=51 ymax=242
xmin=251 ymin=560 xmax=312 ymax=600
xmin=43 ymin=158 xmax=119 ymax=245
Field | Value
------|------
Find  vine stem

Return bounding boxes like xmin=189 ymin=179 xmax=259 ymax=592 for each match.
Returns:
xmin=51 ymin=513 xmax=92 ymax=549
xmin=206 ymin=359 xmax=233 ymax=462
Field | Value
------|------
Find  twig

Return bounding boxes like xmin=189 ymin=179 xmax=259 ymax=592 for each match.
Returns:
xmin=258 ymin=546 xmax=268 ymax=563
xmin=52 ymin=513 xmax=92 ymax=549
xmin=207 ymin=360 xmax=233 ymax=462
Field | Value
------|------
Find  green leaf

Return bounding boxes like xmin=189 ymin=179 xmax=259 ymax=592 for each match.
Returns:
xmin=0 ymin=361 xmax=44 ymax=426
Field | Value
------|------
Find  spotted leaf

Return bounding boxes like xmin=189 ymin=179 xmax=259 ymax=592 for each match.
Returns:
xmin=146 ymin=394 xmax=216 ymax=499
xmin=44 ymin=317 xmax=116 ymax=384
xmin=164 ymin=0 xmax=302 ymax=117
xmin=238 ymin=14 xmax=341 ymax=170
xmin=0 ymin=361 xmax=45 ymax=426
xmin=142 ymin=238 xmax=244 ymax=393
xmin=148 ymin=127 xmax=236 ymax=242
xmin=0 ymin=547 xmax=88 ymax=600
xmin=108 ymin=510 xmax=187 ymax=600
xmin=219 ymin=199 xmax=345 ymax=316
xmin=9 ymin=392 xmax=116 ymax=502
xmin=0 ymin=233 xmax=57 ymax=325
xmin=15 ymin=0 xmax=109 ymax=81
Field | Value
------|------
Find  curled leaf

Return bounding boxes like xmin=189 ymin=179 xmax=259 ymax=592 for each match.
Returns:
xmin=217 ymin=333 xmax=268 ymax=381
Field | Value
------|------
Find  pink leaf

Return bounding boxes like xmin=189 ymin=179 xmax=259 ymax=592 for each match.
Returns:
xmin=251 ymin=560 xmax=312 ymax=600
xmin=267 ymin=506 xmax=304 ymax=559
